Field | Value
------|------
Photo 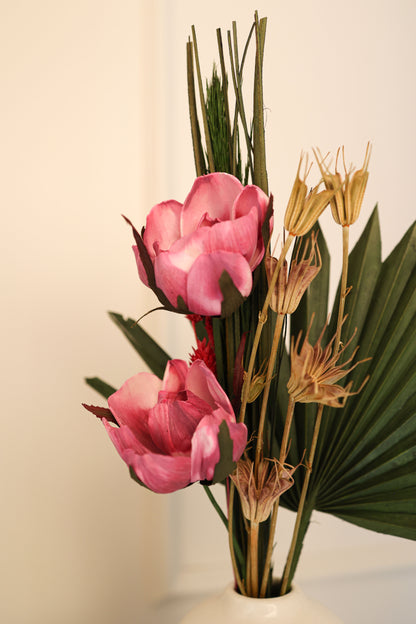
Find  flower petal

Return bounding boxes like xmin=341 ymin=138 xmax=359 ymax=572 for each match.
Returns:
xmin=153 ymin=251 xmax=188 ymax=308
xmin=186 ymin=251 xmax=252 ymax=316
xmin=108 ymin=372 xmax=162 ymax=435
xmin=208 ymin=208 xmax=259 ymax=268
xmin=186 ymin=360 xmax=234 ymax=415
xmin=147 ymin=396 xmax=207 ymax=454
xmin=227 ymin=422 xmax=248 ymax=461
xmin=103 ymin=420 xmax=157 ymax=456
xmin=190 ymin=415 xmax=221 ymax=482
xmin=232 ymin=184 xmax=270 ymax=221
xmin=181 ymin=173 xmax=243 ymax=235
xmin=131 ymin=452 xmax=192 ymax=493
xmin=161 ymin=359 xmax=188 ymax=394
xmin=143 ymin=200 xmax=183 ymax=257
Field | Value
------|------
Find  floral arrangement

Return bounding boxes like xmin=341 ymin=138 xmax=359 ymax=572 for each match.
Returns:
xmin=84 ymin=13 xmax=416 ymax=599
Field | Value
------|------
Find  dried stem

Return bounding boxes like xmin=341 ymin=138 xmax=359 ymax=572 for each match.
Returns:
xmin=280 ymin=403 xmax=324 ymax=594
xmin=239 ymin=235 xmax=294 ymax=424
xmin=259 ymin=396 xmax=296 ymax=596
xmin=259 ymin=496 xmax=278 ymax=597
xmin=281 ymin=225 xmax=350 ymax=594
xmin=249 ymin=521 xmax=260 ymax=596
xmin=255 ymin=312 xmax=285 ymax=470
xmin=335 ymin=225 xmax=350 ymax=352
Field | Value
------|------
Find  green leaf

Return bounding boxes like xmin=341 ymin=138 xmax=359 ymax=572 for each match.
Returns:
xmin=212 ymin=420 xmax=237 ymax=484
xmin=219 ymin=271 xmax=245 ymax=318
xmin=85 ymin=377 xmax=116 ymax=400
xmin=108 ymin=312 xmax=171 ymax=379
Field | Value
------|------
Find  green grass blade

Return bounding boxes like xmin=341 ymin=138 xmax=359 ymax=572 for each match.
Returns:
xmin=108 ymin=312 xmax=171 ymax=379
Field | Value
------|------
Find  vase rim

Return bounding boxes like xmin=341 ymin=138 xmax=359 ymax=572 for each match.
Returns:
xmin=224 ymin=581 xmax=301 ymax=602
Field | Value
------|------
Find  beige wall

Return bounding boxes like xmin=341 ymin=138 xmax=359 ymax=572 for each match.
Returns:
xmin=1 ymin=1 xmax=415 ymax=623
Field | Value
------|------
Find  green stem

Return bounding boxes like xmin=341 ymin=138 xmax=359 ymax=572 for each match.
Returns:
xmin=228 ymin=483 xmax=246 ymax=595
xmin=227 ymin=30 xmax=254 ymax=180
xmin=191 ymin=26 xmax=215 ymax=173
xmin=203 ymin=484 xmax=228 ymax=528
xmin=203 ymin=484 xmax=245 ymax=571
xmin=259 ymin=500 xmax=278 ymax=597
xmin=186 ymin=40 xmax=205 ymax=176
xmin=253 ymin=12 xmax=268 ymax=194
xmin=216 ymin=28 xmax=232 ymax=172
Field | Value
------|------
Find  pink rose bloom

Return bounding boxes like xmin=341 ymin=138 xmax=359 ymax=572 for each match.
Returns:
xmin=133 ymin=172 xmax=271 ymax=316
xmin=103 ymin=359 xmax=247 ymax=493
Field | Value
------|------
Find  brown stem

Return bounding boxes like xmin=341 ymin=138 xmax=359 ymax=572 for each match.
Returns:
xmin=249 ymin=521 xmax=259 ymax=597
xmin=281 ymin=222 xmax=350 ymax=594
xmin=239 ymin=235 xmax=293 ymax=424
xmin=255 ymin=313 xmax=285 ymax=471
xmin=335 ymin=225 xmax=350 ymax=353
xmin=280 ymin=403 xmax=324 ymax=595
xmin=259 ymin=396 xmax=296 ymax=596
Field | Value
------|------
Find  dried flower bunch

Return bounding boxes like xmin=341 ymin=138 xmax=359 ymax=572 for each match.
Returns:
xmin=84 ymin=12 xmax=416 ymax=600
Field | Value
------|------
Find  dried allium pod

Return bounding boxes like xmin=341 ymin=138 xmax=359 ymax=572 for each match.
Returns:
xmin=242 ymin=359 xmax=268 ymax=403
xmin=314 ymin=143 xmax=371 ymax=226
xmin=266 ymin=233 xmax=321 ymax=315
xmin=284 ymin=154 xmax=333 ymax=236
xmin=231 ymin=457 xmax=296 ymax=524
xmin=287 ymin=318 xmax=369 ymax=407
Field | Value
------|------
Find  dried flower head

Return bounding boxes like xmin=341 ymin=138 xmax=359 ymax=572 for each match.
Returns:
xmin=287 ymin=317 xmax=369 ymax=407
xmin=242 ymin=359 xmax=268 ymax=403
xmin=284 ymin=154 xmax=333 ymax=236
xmin=265 ymin=233 xmax=322 ymax=315
xmin=314 ymin=143 xmax=371 ymax=226
xmin=231 ymin=457 xmax=296 ymax=524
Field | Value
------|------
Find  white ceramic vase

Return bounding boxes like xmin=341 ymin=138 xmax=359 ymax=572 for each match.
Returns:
xmin=179 ymin=583 xmax=343 ymax=624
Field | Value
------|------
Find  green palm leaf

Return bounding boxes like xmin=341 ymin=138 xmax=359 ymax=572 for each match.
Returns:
xmin=108 ymin=312 xmax=171 ymax=378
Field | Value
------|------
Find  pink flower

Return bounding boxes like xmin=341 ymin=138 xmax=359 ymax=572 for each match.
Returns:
xmin=131 ymin=173 xmax=271 ymax=316
xmin=102 ymin=359 xmax=247 ymax=493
